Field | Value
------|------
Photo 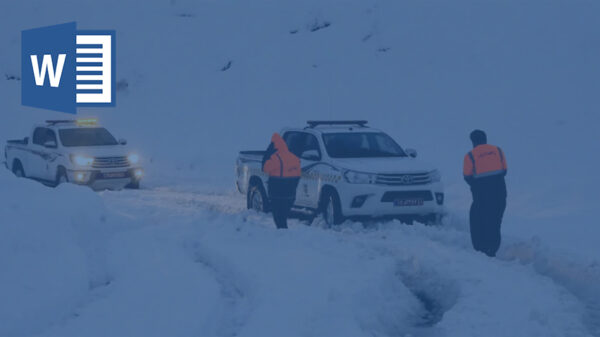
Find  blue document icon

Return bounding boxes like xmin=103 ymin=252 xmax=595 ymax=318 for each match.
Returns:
xmin=22 ymin=22 xmax=115 ymax=114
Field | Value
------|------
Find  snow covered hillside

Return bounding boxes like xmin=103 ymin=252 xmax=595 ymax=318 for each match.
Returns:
xmin=1 ymin=0 xmax=599 ymax=336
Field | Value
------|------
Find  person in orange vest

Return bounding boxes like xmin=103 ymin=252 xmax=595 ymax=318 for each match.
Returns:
xmin=262 ymin=133 xmax=301 ymax=229
xmin=463 ymin=130 xmax=508 ymax=257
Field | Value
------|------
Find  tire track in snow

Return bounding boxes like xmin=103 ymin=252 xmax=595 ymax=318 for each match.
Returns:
xmin=395 ymin=258 xmax=461 ymax=330
xmin=348 ymin=215 xmax=600 ymax=337
xmin=102 ymin=188 xmax=262 ymax=337
xmin=186 ymin=241 xmax=252 ymax=337
xmin=382 ymin=216 xmax=600 ymax=337
xmin=501 ymin=240 xmax=600 ymax=336
xmin=331 ymin=221 xmax=595 ymax=336
xmin=344 ymin=233 xmax=463 ymax=336
xmin=35 ymin=188 xmax=250 ymax=337
xmin=103 ymin=187 xmax=598 ymax=336
xmin=104 ymin=188 xmax=423 ymax=336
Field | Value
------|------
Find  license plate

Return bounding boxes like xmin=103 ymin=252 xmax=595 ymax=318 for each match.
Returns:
xmin=102 ymin=172 xmax=126 ymax=179
xmin=394 ymin=199 xmax=423 ymax=207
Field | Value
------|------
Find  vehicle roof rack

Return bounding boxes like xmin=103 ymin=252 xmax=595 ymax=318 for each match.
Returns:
xmin=45 ymin=120 xmax=76 ymax=125
xmin=306 ymin=120 xmax=368 ymax=128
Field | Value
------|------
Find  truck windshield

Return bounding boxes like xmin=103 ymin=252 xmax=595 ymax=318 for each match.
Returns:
xmin=322 ymin=132 xmax=407 ymax=158
xmin=59 ymin=128 xmax=118 ymax=147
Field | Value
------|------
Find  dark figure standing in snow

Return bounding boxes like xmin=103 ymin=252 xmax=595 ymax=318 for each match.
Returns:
xmin=463 ymin=130 xmax=507 ymax=257
xmin=262 ymin=133 xmax=301 ymax=229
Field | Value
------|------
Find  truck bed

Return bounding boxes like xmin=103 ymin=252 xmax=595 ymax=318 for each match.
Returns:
xmin=7 ymin=138 xmax=28 ymax=145
xmin=239 ymin=150 xmax=265 ymax=163
xmin=239 ymin=150 xmax=265 ymax=156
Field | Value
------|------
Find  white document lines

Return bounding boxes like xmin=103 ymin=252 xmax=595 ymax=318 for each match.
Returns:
xmin=75 ymin=34 xmax=112 ymax=104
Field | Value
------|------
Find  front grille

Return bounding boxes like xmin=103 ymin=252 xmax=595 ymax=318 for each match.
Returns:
xmin=375 ymin=172 xmax=432 ymax=186
xmin=92 ymin=156 xmax=130 ymax=168
xmin=381 ymin=191 xmax=433 ymax=202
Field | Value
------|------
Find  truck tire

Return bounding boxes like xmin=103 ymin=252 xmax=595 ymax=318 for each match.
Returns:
xmin=126 ymin=181 xmax=140 ymax=189
xmin=12 ymin=160 xmax=25 ymax=178
xmin=321 ymin=189 xmax=344 ymax=226
xmin=425 ymin=213 xmax=443 ymax=226
xmin=55 ymin=168 xmax=68 ymax=186
xmin=248 ymin=182 xmax=268 ymax=213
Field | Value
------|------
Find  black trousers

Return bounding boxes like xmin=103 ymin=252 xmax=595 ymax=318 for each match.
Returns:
xmin=469 ymin=175 xmax=507 ymax=257
xmin=270 ymin=197 xmax=295 ymax=229
xmin=267 ymin=177 xmax=300 ymax=229
xmin=470 ymin=196 xmax=506 ymax=257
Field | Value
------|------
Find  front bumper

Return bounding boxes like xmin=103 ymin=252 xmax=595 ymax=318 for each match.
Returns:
xmin=338 ymin=181 xmax=444 ymax=217
xmin=67 ymin=167 xmax=143 ymax=189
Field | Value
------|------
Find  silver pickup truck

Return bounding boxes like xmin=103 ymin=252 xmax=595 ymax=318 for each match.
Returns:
xmin=236 ymin=121 xmax=445 ymax=226
xmin=4 ymin=119 xmax=143 ymax=190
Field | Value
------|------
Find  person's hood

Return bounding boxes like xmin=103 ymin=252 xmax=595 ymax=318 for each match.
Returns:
xmin=473 ymin=143 xmax=496 ymax=151
xmin=271 ymin=133 xmax=288 ymax=152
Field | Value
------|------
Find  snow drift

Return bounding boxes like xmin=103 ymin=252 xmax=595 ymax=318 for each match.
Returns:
xmin=0 ymin=170 xmax=108 ymax=336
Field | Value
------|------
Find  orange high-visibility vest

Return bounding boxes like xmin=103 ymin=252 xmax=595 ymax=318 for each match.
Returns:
xmin=463 ymin=144 xmax=507 ymax=179
xmin=263 ymin=133 xmax=301 ymax=178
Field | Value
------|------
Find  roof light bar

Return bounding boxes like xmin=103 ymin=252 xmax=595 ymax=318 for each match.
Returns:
xmin=307 ymin=120 xmax=369 ymax=128
xmin=45 ymin=120 xmax=76 ymax=125
xmin=76 ymin=118 xmax=98 ymax=126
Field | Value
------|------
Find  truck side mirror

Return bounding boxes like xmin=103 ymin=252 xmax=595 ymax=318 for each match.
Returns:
xmin=405 ymin=148 xmax=417 ymax=158
xmin=301 ymin=149 xmax=320 ymax=161
xmin=43 ymin=140 xmax=57 ymax=148
xmin=118 ymin=138 xmax=127 ymax=145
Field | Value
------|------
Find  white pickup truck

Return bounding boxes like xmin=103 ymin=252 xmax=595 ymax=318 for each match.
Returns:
xmin=4 ymin=119 xmax=143 ymax=190
xmin=236 ymin=121 xmax=445 ymax=226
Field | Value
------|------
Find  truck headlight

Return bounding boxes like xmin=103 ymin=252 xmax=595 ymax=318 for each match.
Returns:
xmin=133 ymin=168 xmax=144 ymax=180
xmin=344 ymin=170 xmax=376 ymax=184
xmin=70 ymin=154 xmax=94 ymax=167
xmin=73 ymin=171 xmax=92 ymax=183
xmin=128 ymin=153 xmax=140 ymax=165
xmin=430 ymin=169 xmax=441 ymax=182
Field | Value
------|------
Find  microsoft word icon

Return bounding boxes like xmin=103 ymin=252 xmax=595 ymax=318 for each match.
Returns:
xmin=22 ymin=22 xmax=115 ymax=114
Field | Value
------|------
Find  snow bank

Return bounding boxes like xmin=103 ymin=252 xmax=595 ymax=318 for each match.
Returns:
xmin=73 ymin=187 xmax=594 ymax=337
xmin=0 ymin=170 xmax=108 ymax=336
xmin=501 ymin=239 xmax=600 ymax=336
xmin=39 ymin=226 xmax=224 ymax=337
xmin=0 ymin=172 xmax=595 ymax=337
xmin=349 ymin=222 xmax=592 ymax=337
xmin=35 ymin=203 xmax=424 ymax=337
xmin=187 ymin=217 xmax=422 ymax=337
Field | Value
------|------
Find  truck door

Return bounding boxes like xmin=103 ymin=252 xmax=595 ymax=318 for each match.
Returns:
xmin=298 ymin=133 xmax=322 ymax=209
xmin=39 ymin=129 xmax=59 ymax=181
xmin=283 ymin=132 xmax=322 ymax=209
xmin=28 ymin=127 xmax=47 ymax=179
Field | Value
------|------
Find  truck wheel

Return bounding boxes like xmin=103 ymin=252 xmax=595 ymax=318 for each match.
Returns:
xmin=126 ymin=181 xmax=140 ymax=189
xmin=321 ymin=190 xmax=343 ymax=226
xmin=55 ymin=168 xmax=68 ymax=186
xmin=12 ymin=160 xmax=25 ymax=178
xmin=248 ymin=183 xmax=268 ymax=213
xmin=426 ymin=213 xmax=443 ymax=226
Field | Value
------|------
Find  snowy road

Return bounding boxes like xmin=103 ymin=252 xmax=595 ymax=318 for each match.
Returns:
xmin=23 ymin=185 xmax=595 ymax=337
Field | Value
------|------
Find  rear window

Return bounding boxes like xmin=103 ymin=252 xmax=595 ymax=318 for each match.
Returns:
xmin=59 ymin=128 xmax=118 ymax=147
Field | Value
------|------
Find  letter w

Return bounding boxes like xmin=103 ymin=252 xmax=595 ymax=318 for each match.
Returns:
xmin=30 ymin=54 xmax=66 ymax=87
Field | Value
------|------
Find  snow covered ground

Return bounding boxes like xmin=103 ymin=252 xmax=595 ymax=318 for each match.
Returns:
xmin=1 ymin=173 xmax=598 ymax=336
xmin=1 ymin=0 xmax=599 ymax=336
